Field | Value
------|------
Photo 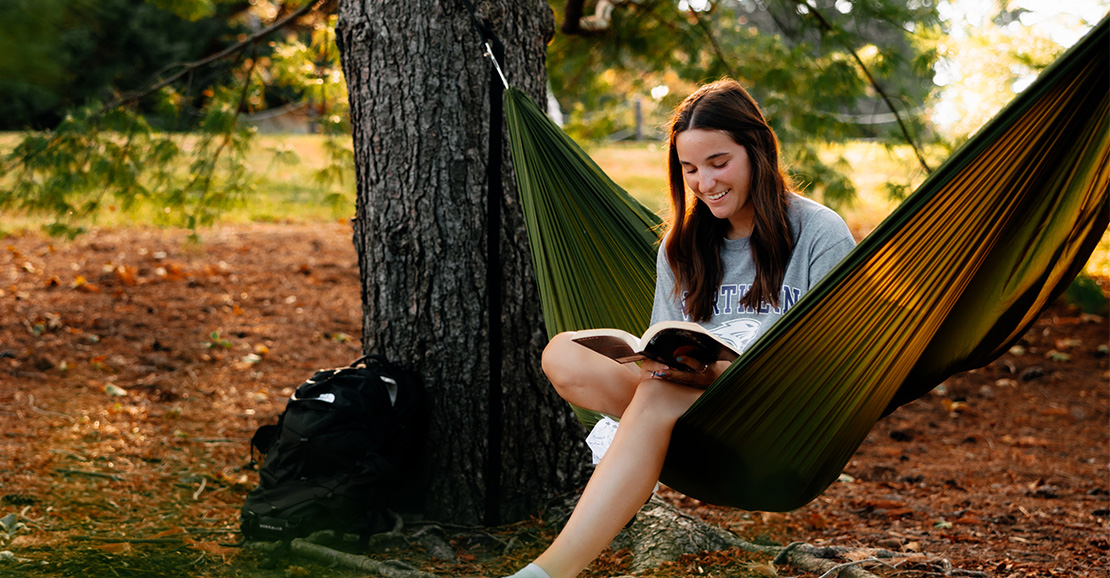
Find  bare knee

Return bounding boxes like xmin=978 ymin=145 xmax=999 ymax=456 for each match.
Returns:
xmin=542 ymin=332 xmax=585 ymax=399
xmin=542 ymin=332 xmax=639 ymax=416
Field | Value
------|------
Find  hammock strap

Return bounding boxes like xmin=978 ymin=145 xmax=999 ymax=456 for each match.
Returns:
xmin=458 ymin=0 xmax=507 ymax=525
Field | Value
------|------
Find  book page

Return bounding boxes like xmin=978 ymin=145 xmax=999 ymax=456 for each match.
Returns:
xmin=571 ymin=334 xmax=644 ymax=364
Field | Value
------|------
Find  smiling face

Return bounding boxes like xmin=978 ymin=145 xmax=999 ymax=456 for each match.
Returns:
xmin=674 ymin=128 xmax=755 ymax=239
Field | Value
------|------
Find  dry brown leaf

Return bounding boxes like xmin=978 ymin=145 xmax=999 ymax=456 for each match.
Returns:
xmin=72 ymin=275 xmax=101 ymax=293
xmin=114 ymin=265 xmax=138 ymax=286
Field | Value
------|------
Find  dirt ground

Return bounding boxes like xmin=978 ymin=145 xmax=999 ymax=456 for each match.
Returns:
xmin=0 ymin=223 xmax=1106 ymax=577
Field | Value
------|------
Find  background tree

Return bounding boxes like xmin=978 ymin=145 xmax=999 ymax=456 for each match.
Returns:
xmin=547 ymin=0 xmax=941 ymax=206
xmin=0 ymin=0 xmax=346 ymax=236
xmin=335 ymin=0 xmax=590 ymax=524
xmin=0 ymin=0 xmax=250 ymax=130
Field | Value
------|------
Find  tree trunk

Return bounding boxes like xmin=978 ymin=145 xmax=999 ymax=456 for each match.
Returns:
xmin=336 ymin=0 xmax=588 ymax=525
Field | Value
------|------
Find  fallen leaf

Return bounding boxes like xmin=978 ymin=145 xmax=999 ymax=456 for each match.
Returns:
xmin=1044 ymin=350 xmax=1071 ymax=362
xmin=1055 ymin=338 xmax=1082 ymax=350
xmin=760 ymin=511 xmax=786 ymax=524
xmin=149 ymin=527 xmax=187 ymax=539
xmin=942 ymin=399 xmax=969 ymax=414
xmin=156 ymin=263 xmax=187 ymax=281
xmin=114 ymin=265 xmax=138 ymax=286
xmin=72 ymin=275 xmax=101 ymax=293
xmin=744 ymin=561 xmax=778 ymax=577
xmin=805 ymin=511 xmax=828 ymax=530
xmin=194 ymin=540 xmax=238 ymax=557
xmin=1001 ymin=435 xmax=1048 ymax=447
xmin=858 ymin=499 xmax=907 ymax=510
xmin=91 ymin=541 xmax=132 ymax=553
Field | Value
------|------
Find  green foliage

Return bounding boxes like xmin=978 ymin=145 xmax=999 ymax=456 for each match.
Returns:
xmin=0 ymin=0 xmax=246 ymax=130
xmin=144 ymin=0 xmax=218 ymax=20
xmin=1065 ymin=272 xmax=1108 ymax=316
xmin=205 ymin=331 xmax=233 ymax=349
xmin=786 ymin=144 xmax=855 ymax=209
xmin=546 ymin=0 xmax=943 ymax=205
xmin=1 ymin=74 xmax=258 ymax=233
xmin=1 ymin=1 xmax=355 ymax=235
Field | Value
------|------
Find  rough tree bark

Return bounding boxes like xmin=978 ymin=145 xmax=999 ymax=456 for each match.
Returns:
xmin=335 ymin=0 xmax=589 ymax=525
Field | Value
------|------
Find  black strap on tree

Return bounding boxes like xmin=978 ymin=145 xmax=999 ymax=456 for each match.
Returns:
xmin=459 ymin=0 xmax=509 ymax=527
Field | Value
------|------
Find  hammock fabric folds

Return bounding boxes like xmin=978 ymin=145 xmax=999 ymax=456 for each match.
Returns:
xmin=506 ymin=18 xmax=1109 ymax=511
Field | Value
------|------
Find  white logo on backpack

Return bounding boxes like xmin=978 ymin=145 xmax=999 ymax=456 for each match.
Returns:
xmin=291 ymin=392 xmax=336 ymax=403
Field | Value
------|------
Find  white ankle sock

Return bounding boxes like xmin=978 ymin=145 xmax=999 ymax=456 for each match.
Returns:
xmin=504 ymin=562 xmax=551 ymax=578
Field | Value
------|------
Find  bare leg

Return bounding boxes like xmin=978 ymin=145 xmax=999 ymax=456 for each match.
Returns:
xmin=532 ymin=377 xmax=702 ymax=578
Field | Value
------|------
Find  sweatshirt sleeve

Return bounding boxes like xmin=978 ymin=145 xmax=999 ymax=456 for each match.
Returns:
xmin=650 ymin=242 xmax=687 ymax=326
xmin=801 ymin=203 xmax=856 ymax=289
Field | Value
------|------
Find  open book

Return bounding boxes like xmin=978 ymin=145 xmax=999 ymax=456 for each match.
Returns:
xmin=571 ymin=321 xmax=740 ymax=371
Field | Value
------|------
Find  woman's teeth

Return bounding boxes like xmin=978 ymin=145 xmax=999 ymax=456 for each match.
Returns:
xmin=707 ymin=189 xmax=729 ymax=201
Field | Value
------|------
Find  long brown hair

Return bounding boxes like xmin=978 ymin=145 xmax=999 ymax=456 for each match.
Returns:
xmin=664 ymin=79 xmax=794 ymax=322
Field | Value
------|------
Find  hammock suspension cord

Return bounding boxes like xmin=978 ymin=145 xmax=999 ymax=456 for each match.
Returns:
xmin=458 ymin=0 xmax=508 ymax=525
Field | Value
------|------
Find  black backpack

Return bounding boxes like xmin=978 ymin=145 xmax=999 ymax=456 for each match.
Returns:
xmin=240 ymin=355 xmax=426 ymax=541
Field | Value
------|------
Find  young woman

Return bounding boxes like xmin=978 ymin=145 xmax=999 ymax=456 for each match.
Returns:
xmin=505 ymin=79 xmax=856 ymax=578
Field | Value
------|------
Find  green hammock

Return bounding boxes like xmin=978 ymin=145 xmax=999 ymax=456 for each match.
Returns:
xmin=507 ymin=18 xmax=1109 ymax=511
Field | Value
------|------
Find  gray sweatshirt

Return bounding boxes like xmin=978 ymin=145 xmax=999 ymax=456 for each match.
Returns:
xmin=650 ymin=194 xmax=856 ymax=354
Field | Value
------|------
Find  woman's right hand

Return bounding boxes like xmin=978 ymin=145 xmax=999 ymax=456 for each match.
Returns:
xmin=640 ymin=358 xmax=727 ymax=390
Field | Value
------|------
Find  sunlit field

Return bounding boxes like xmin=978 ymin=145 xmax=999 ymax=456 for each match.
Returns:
xmin=584 ymin=139 xmax=921 ymax=233
xmin=2 ymin=132 xmax=1105 ymax=276
xmin=0 ymin=133 xmax=357 ymax=232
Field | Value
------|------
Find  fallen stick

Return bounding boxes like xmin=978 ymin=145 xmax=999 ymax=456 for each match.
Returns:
xmin=288 ymin=539 xmax=437 ymax=578
xmin=54 ymin=468 xmax=125 ymax=481
xmin=75 ymin=536 xmax=185 ymax=544
xmin=246 ymin=539 xmax=437 ymax=578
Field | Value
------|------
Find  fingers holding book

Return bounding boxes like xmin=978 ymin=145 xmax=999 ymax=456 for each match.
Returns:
xmin=642 ymin=358 xmax=725 ymax=389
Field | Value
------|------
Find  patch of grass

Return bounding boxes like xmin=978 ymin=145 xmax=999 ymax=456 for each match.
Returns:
xmin=815 ymin=141 xmax=935 ymax=235
xmin=0 ymin=132 xmax=354 ymax=236
xmin=583 ymin=141 xmax=670 ymax=216
xmin=582 ymin=139 xmax=926 ymax=233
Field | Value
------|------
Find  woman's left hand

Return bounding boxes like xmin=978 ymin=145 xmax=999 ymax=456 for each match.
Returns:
xmin=642 ymin=358 xmax=729 ymax=389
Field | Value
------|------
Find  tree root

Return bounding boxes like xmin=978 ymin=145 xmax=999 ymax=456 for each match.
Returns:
xmin=774 ymin=543 xmax=893 ymax=578
xmin=243 ymin=492 xmax=959 ymax=578
xmin=613 ymin=496 xmax=926 ymax=578
xmin=247 ymin=532 xmax=437 ymax=578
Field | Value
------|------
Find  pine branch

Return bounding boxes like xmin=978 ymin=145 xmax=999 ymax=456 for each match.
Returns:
xmin=687 ymin=7 xmax=738 ymax=79
xmin=103 ymin=0 xmax=332 ymax=114
xmin=790 ymin=0 xmax=933 ymax=174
